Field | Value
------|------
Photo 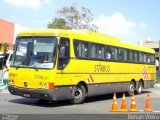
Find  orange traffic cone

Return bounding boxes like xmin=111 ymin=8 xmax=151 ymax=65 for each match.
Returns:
xmin=110 ymin=93 xmax=118 ymax=112
xmin=144 ymin=94 xmax=152 ymax=112
xmin=129 ymin=94 xmax=138 ymax=112
xmin=120 ymin=93 xmax=127 ymax=112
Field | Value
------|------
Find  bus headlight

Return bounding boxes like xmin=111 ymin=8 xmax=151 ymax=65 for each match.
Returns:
xmin=44 ymin=83 xmax=48 ymax=89
xmin=9 ymin=79 xmax=14 ymax=85
xmin=39 ymin=82 xmax=54 ymax=89
xmin=9 ymin=80 xmax=11 ymax=84
xmin=39 ymin=83 xmax=43 ymax=88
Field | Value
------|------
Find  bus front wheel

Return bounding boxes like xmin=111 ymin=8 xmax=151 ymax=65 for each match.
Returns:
xmin=128 ymin=81 xmax=135 ymax=96
xmin=70 ymin=84 xmax=86 ymax=104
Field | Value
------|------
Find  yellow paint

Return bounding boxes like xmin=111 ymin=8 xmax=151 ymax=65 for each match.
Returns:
xmin=9 ymin=29 xmax=156 ymax=90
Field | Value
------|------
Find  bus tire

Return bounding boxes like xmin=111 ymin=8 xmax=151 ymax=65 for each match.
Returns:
xmin=70 ymin=84 xmax=86 ymax=104
xmin=136 ymin=81 xmax=143 ymax=94
xmin=128 ymin=81 xmax=135 ymax=96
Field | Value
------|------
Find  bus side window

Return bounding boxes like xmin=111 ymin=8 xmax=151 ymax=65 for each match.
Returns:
xmin=90 ymin=43 xmax=104 ymax=59
xmin=110 ymin=47 xmax=118 ymax=60
xmin=118 ymin=48 xmax=128 ymax=61
xmin=90 ymin=43 xmax=97 ymax=59
xmin=76 ymin=43 xmax=82 ymax=57
xmin=98 ymin=44 xmax=105 ymax=59
xmin=148 ymin=54 xmax=155 ymax=64
xmin=81 ymin=43 xmax=89 ymax=58
xmin=143 ymin=53 xmax=147 ymax=63
xmin=146 ymin=54 xmax=150 ymax=63
xmin=133 ymin=51 xmax=138 ymax=62
xmin=106 ymin=46 xmax=111 ymax=60
xmin=139 ymin=52 xmax=143 ymax=63
xmin=74 ymin=40 xmax=89 ymax=58
xmin=58 ymin=37 xmax=70 ymax=69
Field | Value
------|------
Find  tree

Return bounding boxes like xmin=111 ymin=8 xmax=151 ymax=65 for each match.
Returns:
xmin=48 ymin=18 xmax=70 ymax=29
xmin=47 ymin=5 xmax=98 ymax=32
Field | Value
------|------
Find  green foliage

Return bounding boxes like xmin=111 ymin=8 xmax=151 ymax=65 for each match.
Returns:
xmin=47 ymin=5 xmax=98 ymax=32
xmin=48 ymin=18 xmax=70 ymax=29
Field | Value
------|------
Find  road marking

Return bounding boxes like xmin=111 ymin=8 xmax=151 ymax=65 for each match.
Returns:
xmin=153 ymin=111 xmax=160 ymax=112
xmin=139 ymin=110 xmax=143 ymax=112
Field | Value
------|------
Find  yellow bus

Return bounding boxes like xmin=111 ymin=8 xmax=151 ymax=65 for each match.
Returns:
xmin=8 ymin=29 xmax=156 ymax=104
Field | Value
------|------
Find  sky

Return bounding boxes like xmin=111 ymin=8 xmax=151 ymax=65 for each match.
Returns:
xmin=0 ymin=0 xmax=160 ymax=44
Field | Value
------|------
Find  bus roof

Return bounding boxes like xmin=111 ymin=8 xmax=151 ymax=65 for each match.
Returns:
xmin=17 ymin=29 xmax=155 ymax=54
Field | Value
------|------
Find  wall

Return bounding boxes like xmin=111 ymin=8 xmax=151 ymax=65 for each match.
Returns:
xmin=0 ymin=19 xmax=14 ymax=44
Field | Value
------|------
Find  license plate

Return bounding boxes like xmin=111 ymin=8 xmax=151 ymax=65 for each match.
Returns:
xmin=23 ymin=93 xmax=31 ymax=98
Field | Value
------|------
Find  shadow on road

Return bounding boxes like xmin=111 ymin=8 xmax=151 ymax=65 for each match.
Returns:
xmin=85 ymin=90 xmax=151 ymax=103
xmin=8 ymin=90 xmax=152 ymax=107
xmin=8 ymin=98 xmax=71 ymax=107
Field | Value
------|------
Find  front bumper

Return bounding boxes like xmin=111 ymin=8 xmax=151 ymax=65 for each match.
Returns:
xmin=8 ymin=85 xmax=74 ymax=101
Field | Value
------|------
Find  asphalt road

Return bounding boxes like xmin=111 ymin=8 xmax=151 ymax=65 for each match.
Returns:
xmin=0 ymin=86 xmax=160 ymax=115
xmin=0 ymin=88 xmax=160 ymax=114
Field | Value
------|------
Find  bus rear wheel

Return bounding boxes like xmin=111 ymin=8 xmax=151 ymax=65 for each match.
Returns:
xmin=136 ymin=81 xmax=143 ymax=94
xmin=128 ymin=81 xmax=135 ymax=96
xmin=70 ymin=84 xmax=86 ymax=104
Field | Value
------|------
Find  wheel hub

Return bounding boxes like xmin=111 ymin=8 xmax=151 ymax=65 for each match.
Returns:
xmin=74 ymin=88 xmax=82 ymax=100
xmin=130 ymin=84 xmax=134 ymax=92
xmin=138 ymin=85 xmax=142 ymax=92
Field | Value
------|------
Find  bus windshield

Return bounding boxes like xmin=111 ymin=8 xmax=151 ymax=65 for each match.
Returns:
xmin=11 ymin=37 xmax=57 ymax=69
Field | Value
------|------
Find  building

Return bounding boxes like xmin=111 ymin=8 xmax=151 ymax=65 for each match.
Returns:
xmin=0 ymin=19 xmax=14 ymax=44
xmin=139 ymin=40 xmax=159 ymax=69
xmin=0 ymin=19 xmax=14 ymax=50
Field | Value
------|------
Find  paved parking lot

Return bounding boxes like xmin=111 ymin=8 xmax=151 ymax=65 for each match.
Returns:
xmin=1 ymin=85 xmax=160 ymax=120
xmin=0 ymin=85 xmax=160 ymax=114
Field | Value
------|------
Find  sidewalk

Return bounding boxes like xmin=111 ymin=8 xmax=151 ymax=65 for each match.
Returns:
xmin=0 ymin=88 xmax=9 ymax=93
xmin=153 ymin=83 xmax=160 ymax=89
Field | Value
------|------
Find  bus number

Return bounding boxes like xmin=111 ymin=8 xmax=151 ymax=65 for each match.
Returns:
xmin=94 ymin=64 xmax=110 ymax=72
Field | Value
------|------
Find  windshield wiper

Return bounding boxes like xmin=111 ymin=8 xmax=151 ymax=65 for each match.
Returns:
xmin=15 ymin=57 xmax=29 ymax=69
xmin=32 ymin=65 xmax=39 ymax=71
xmin=16 ymin=58 xmax=39 ymax=71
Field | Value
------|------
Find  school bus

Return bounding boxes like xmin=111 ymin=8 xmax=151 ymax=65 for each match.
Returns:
xmin=8 ymin=29 xmax=156 ymax=104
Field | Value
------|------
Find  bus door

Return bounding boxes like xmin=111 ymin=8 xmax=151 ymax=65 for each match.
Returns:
xmin=57 ymin=37 xmax=70 ymax=85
